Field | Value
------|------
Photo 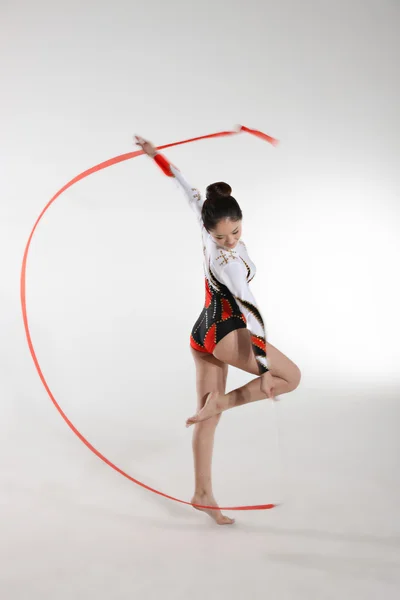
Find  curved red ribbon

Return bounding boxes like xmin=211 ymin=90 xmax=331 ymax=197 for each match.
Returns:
xmin=20 ymin=125 xmax=279 ymax=511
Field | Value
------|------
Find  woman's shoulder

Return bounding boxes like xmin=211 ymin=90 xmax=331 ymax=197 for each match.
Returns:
xmin=237 ymin=239 xmax=248 ymax=252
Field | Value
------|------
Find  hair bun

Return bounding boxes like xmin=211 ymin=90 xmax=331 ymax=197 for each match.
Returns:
xmin=206 ymin=182 xmax=232 ymax=201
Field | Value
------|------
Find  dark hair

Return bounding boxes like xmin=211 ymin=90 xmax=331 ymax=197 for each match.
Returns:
xmin=201 ymin=182 xmax=242 ymax=232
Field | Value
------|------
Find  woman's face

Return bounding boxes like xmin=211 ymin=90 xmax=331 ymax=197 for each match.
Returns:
xmin=210 ymin=219 xmax=242 ymax=250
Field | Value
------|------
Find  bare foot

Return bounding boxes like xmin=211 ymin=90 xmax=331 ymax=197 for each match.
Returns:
xmin=186 ymin=391 xmax=226 ymax=428
xmin=191 ymin=493 xmax=235 ymax=525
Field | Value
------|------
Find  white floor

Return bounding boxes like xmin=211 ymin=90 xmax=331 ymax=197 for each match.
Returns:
xmin=2 ymin=386 xmax=399 ymax=599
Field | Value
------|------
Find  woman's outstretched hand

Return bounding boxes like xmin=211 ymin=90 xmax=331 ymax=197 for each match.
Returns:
xmin=261 ymin=371 xmax=276 ymax=400
xmin=134 ymin=135 xmax=157 ymax=158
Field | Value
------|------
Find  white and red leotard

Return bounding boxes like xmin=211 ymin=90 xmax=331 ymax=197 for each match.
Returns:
xmin=152 ymin=152 xmax=269 ymax=375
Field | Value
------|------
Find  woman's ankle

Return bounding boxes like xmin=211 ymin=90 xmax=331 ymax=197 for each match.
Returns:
xmin=193 ymin=487 xmax=213 ymax=498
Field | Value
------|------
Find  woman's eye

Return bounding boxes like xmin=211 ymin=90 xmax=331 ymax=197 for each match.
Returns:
xmin=215 ymin=231 xmax=238 ymax=240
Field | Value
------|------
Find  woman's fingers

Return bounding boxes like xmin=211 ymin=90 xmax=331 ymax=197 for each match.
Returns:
xmin=263 ymin=386 xmax=275 ymax=400
xmin=134 ymin=135 xmax=155 ymax=156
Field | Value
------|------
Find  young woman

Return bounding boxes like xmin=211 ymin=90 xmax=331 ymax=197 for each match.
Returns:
xmin=135 ymin=135 xmax=301 ymax=525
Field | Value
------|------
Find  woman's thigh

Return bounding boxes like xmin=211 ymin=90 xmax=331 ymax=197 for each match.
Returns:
xmin=190 ymin=347 xmax=229 ymax=409
xmin=213 ymin=329 xmax=301 ymax=386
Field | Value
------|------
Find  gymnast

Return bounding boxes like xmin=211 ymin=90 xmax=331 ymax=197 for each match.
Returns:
xmin=135 ymin=135 xmax=301 ymax=524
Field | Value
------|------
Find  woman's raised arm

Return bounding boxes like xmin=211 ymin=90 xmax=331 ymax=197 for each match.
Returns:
xmin=134 ymin=135 xmax=204 ymax=223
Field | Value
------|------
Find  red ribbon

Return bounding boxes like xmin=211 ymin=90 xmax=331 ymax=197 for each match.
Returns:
xmin=20 ymin=125 xmax=279 ymax=512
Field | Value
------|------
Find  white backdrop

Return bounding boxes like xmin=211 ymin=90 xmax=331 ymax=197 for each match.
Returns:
xmin=1 ymin=1 xmax=400 ymax=599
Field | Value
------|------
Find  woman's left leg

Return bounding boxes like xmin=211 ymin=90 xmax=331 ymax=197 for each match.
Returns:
xmin=187 ymin=331 xmax=301 ymax=426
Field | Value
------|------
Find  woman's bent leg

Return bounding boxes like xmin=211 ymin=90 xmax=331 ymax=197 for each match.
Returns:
xmin=187 ymin=329 xmax=301 ymax=426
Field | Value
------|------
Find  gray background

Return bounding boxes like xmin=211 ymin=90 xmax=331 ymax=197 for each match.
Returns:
xmin=1 ymin=0 xmax=399 ymax=598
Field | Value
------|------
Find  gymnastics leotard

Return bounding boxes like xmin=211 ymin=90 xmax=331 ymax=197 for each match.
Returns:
xmin=152 ymin=152 xmax=269 ymax=375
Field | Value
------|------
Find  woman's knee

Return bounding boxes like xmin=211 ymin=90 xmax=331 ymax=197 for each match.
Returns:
xmin=287 ymin=365 xmax=301 ymax=391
